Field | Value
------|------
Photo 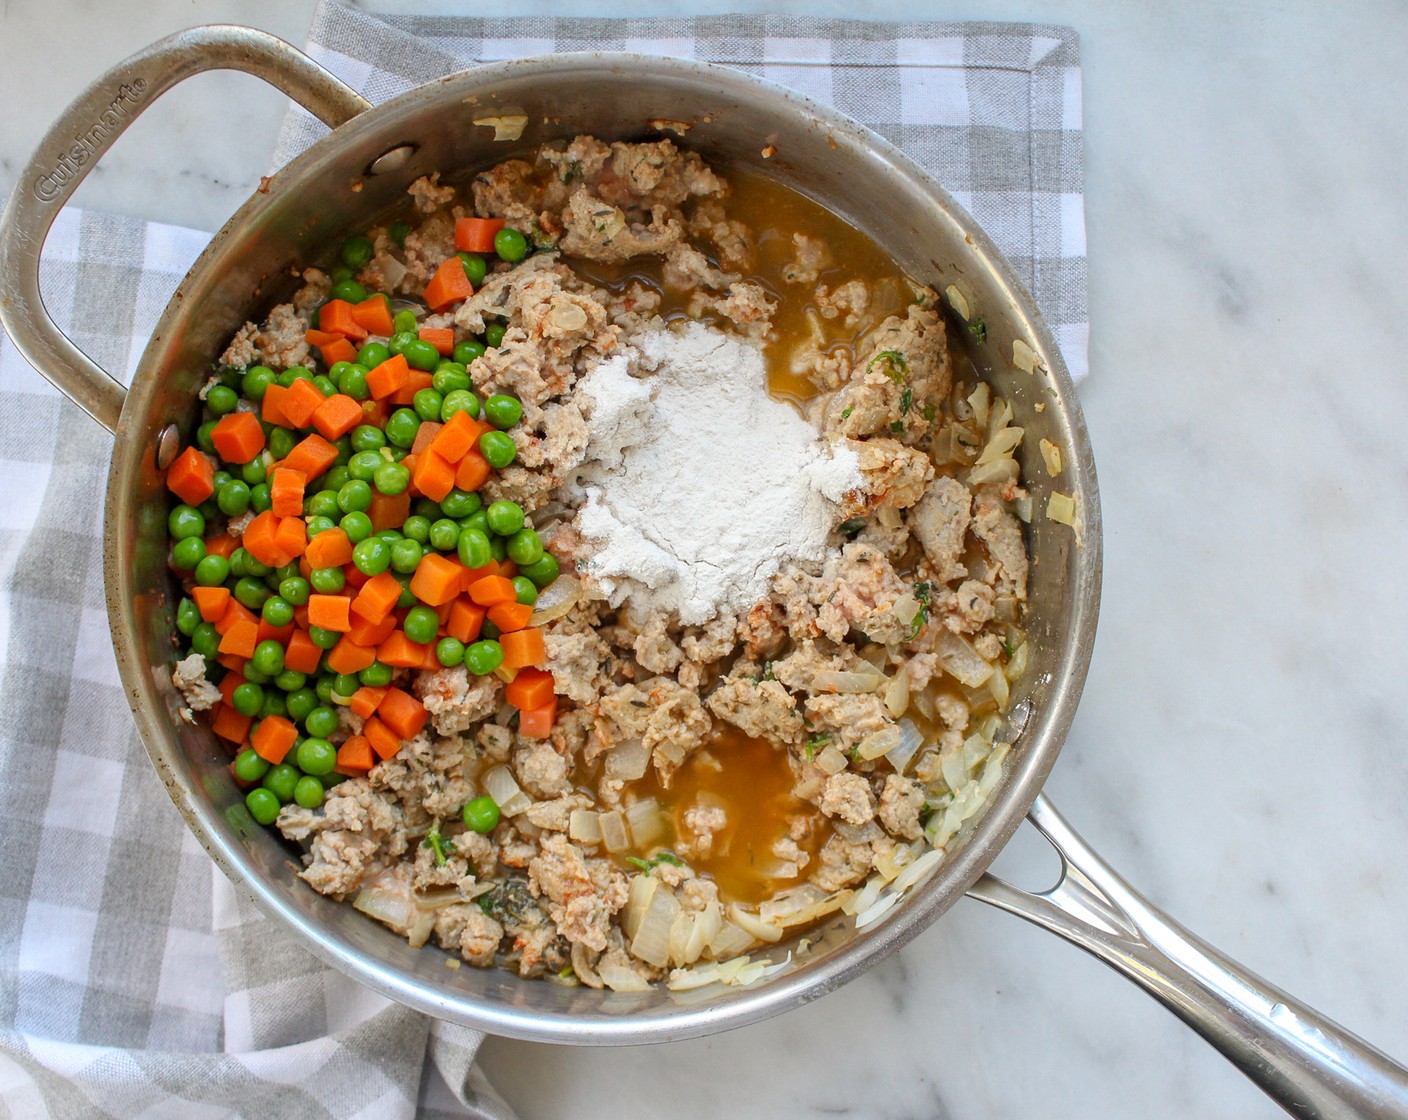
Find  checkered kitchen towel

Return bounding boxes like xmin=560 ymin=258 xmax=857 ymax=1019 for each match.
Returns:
xmin=0 ymin=6 xmax=1085 ymax=1118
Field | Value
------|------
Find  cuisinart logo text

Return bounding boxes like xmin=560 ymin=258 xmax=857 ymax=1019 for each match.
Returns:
xmin=32 ymin=79 xmax=149 ymax=202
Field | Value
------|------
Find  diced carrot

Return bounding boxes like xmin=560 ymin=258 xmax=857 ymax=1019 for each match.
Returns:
xmin=218 ymin=618 xmax=259 ymax=659
xmin=350 ymin=296 xmax=394 ymax=337
xmin=281 ymin=378 xmax=325 ymax=428
xmin=305 ymin=328 xmax=344 ymax=348
xmin=500 ymin=627 xmax=547 ymax=671
xmin=361 ymin=399 xmax=390 ymax=428
xmin=251 ymin=715 xmax=297 ymax=764
xmin=279 ymin=433 xmax=339 ymax=481
xmin=410 ymin=421 xmax=443 ymax=456
xmin=204 ymin=533 xmax=238 ymax=560
xmin=366 ymin=353 xmax=410 ymax=400
xmin=335 ymin=735 xmax=374 ymax=774
xmin=409 ymin=553 xmax=463 ymax=606
xmin=487 ymin=600 xmax=533 ymax=633
xmin=241 ymin=510 xmax=285 ymax=567
xmin=192 ymin=585 xmax=231 ymax=622
xmin=260 ymin=383 xmax=293 ymax=427
xmin=423 ymin=255 xmax=475 ymax=311
xmin=326 ymin=637 xmax=376 ymax=674
xmin=455 ymin=450 xmax=492 ymax=492
xmin=388 ymin=370 xmax=435 ymax=407
xmin=284 ymin=628 xmax=323 ymax=675
xmin=216 ymin=654 xmax=247 ymax=673
xmin=362 ymin=716 xmax=402 ymax=761
xmin=467 ymin=575 xmax=517 ymax=607
xmin=461 ymin=560 xmax=502 ymax=590
xmin=311 ymin=393 xmax=364 ymax=441
xmin=308 ymin=593 xmax=351 ymax=632
xmin=377 ymin=687 xmax=429 ymax=740
xmin=317 ymin=298 xmax=369 ymax=341
xmin=166 ymin=446 xmax=215 ymax=505
xmin=430 ymin=411 xmax=488 ymax=463
xmin=455 ymin=216 xmax=505 ymax=253
xmin=367 ymin=490 xmax=410 ymax=533
xmin=411 ymin=451 xmax=456 ymax=502
xmin=342 ymin=564 xmax=369 ymax=591
xmin=349 ymin=686 xmax=388 ymax=720
xmin=319 ymin=337 xmax=357 ymax=367
xmin=304 ymin=526 xmax=353 ymax=569
xmin=211 ymin=704 xmax=253 ymax=744
xmin=348 ymin=611 xmax=399 ymax=647
xmin=274 ymin=516 xmax=307 ymax=561
xmin=434 ymin=598 xmax=456 ymax=625
xmin=350 ymin=571 xmax=402 ymax=624
xmin=294 ymin=601 xmax=311 ymax=625
xmin=420 ymin=642 xmax=442 ymax=670
xmin=506 ymin=666 xmax=555 ymax=710
xmin=418 ymin=327 xmax=455 ymax=356
xmin=498 ymin=560 xmax=518 ymax=580
xmin=215 ymin=600 xmax=257 ymax=635
xmin=445 ymin=598 xmax=486 ymax=644
xmin=218 ymin=671 xmax=245 ymax=707
xmin=210 ymin=412 xmax=266 ymax=464
xmin=257 ymin=619 xmax=296 ymax=645
xmin=270 ymin=467 xmax=307 ymax=518
xmin=376 ymin=631 xmax=430 ymax=668
xmin=517 ymin=697 xmax=557 ymax=739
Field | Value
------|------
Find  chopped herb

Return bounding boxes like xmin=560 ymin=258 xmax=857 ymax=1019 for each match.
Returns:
xmin=805 ymin=732 xmax=832 ymax=762
xmin=889 ymin=420 xmax=905 ymax=434
xmin=761 ymin=662 xmax=776 ymax=682
xmin=558 ymin=965 xmax=575 ymax=978
xmin=626 ymin=850 xmax=684 ymax=872
xmin=477 ymin=893 xmax=496 ymax=916
xmin=1002 ymin=639 xmax=1016 ymax=659
xmin=838 ymin=517 xmax=867 ymax=538
xmin=969 ymin=318 xmax=988 ymax=344
xmin=909 ymin=581 xmax=933 ymax=639
xmin=840 ymin=406 xmax=853 ymax=419
xmin=900 ymin=388 xmax=913 ymax=415
xmin=922 ymin=403 xmax=937 ymax=422
xmin=421 ymin=819 xmax=455 ymax=867
xmin=867 ymin=349 xmax=909 ymax=383
xmin=560 ymin=160 xmax=582 ymax=184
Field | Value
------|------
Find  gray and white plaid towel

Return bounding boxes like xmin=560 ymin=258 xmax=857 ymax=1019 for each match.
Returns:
xmin=0 ymin=4 xmax=1084 ymax=1117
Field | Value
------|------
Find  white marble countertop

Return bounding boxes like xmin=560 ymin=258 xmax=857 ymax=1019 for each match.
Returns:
xmin=4 ymin=2 xmax=1408 ymax=1117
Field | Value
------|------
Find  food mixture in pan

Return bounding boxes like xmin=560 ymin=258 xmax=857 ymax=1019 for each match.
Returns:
xmin=166 ymin=137 xmax=1037 ymax=991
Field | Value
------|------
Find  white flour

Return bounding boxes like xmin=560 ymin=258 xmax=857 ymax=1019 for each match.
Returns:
xmin=571 ymin=322 xmax=861 ymax=625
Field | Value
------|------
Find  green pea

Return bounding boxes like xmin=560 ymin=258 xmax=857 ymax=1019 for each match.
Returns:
xmin=249 ymin=483 xmax=272 ymax=513
xmin=312 ymin=375 xmax=338 ymax=398
xmin=512 ymin=576 xmax=539 ymax=606
xmin=231 ymin=682 xmax=265 ymax=717
xmin=376 ymin=527 xmax=403 ymax=541
xmin=168 ymin=505 xmax=205 ymax=540
xmin=241 ymin=365 xmax=275 ymax=401
xmin=176 ymin=597 xmax=201 ymax=637
xmin=278 ymin=365 xmax=314 ymax=388
xmin=212 ymin=470 xmax=233 ymax=490
xmin=403 ymin=339 xmax=440 ymax=372
xmin=198 ymin=497 xmax=220 ymax=521
xmin=429 ymin=518 xmax=460 ymax=552
xmin=436 ymin=637 xmax=465 ymax=667
xmin=310 ymin=567 xmax=345 ymax=594
xmin=304 ymin=706 xmax=339 ymax=739
xmin=385 ymin=408 xmax=421 ymax=449
xmin=293 ymin=775 xmax=325 ymax=809
xmin=479 ymin=430 xmax=516 ymax=468
xmin=340 ymin=511 xmax=373 ymax=543
xmin=352 ymin=536 xmax=392 ymax=576
xmin=462 ymin=795 xmax=500 ymax=834
xmin=507 ymin=528 xmax=544 ymax=566
xmin=196 ymin=420 xmax=219 ymax=453
xmin=272 ymin=561 xmax=300 ymax=585
xmin=337 ymin=479 xmax=372 ymax=514
xmin=485 ymin=500 xmax=524 ymax=537
xmin=373 ymin=462 xmax=410 ymax=496
xmin=259 ymin=690 xmax=288 ymax=719
xmin=484 ymin=322 xmax=506 ymax=348
xmin=242 ymin=549 xmax=272 ymax=579
xmin=214 ymin=480 xmax=248 ymax=517
xmin=320 ymin=465 xmax=351 ymax=493
xmin=401 ymin=515 xmax=431 ymax=543
xmin=241 ymin=663 xmax=271 ymax=685
xmin=246 ymin=787 xmax=281 ymax=825
xmin=350 ymin=424 xmax=387 ymax=452
xmin=493 ymin=228 xmax=529 ymax=262
xmin=329 ymin=361 xmax=357 ymax=389
xmin=332 ymin=673 xmax=360 ymax=699
xmin=206 ymin=384 xmax=238 ymax=416
xmin=190 ymin=622 xmax=221 ymax=659
xmin=251 ymin=640 xmax=285 ymax=676
xmin=170 ymin=536 xmax=206 ymax=570
xmin=440 ymin=488 xmax=480 ymax=519
xmin=340 ymin=366 xmax=370 ymax=401
xmin=489 ymin=536 xmax=507 ymax=563
xmin=285 ymin=687 xmax=318 ymax=722
xmin=441 ymin=389 xmax=480 ymax=422
xmin=433 ymin=365 xmax=472 ymax=395
xmin=412 ymin=388 xmax=444 ymax=422
xmin=331 ymin=278 xmax=368 ymax=303
xmin=457 ymin=251 xmax=488 ymax=287
xmin=303 ymin=491 xmax=337 ymax=521
xmin=261 ymin=595 xmax=294 ymax=627
xmin=403 ymin=605 xmax=439 ymax=645
xmin=393 ymin=309 xmax=419 ymax=335
xmin=481 ymin=620 xmax=501 ymax=641
xmin=484 ymin=393 xmax=523 ymax=429
xmin=390 ymin=538 xmax=424 ymax=574
xmin=389 ymin=220 xmax=413 ymax=247
xmin=233 ymin=749 xmax=270 ymax=783
xmin=261 ymin=762 xmax=300 ymax=803
xmin=194 ymin=554 xmax=230 ymax=587
xmin=274 ymin=669 xmax=307 ymax=691
xmin=464 ymin=639 xmax=504 ymax=675
xmin=274 ymin=580 xmax=308 ymax=610
xmin=268 ymin=427 xmax=297 ymax=461
xmin=387 ymin=331 xmax=415 ymax=357
xmin=305 ymin=515 xmax=336 ymax=537
xmin=451 ymin=339 xmax=485 ymax=368
xmin=457 ymin=528 xmax=492 ymax=569
xmin=413 ymin=498 xmax=443 ymax=520
xmin=340 ymin=235 xmax=374 ymax=270
xmin=394 ymin=575 xmax=417 ymax=609
xmin=359 ymin=661 xmax=394 ymax=687
xmin=346 ymin=450 xmax=382 ymax=482
xmin=460 ymin=510 xmax=491 ymax=538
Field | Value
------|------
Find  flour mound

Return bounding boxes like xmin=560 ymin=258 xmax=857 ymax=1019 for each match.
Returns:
xmin=572 ymin=322 xmax=861 ymax=625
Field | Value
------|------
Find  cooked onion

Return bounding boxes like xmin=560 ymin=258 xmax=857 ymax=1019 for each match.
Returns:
xmin=599 ymin=810 xmax=629 ymax=852
xmin=1005 ymin=641 xmax=1029 ymax=682
xmin=599 ymin=963 xmax=651 ymax=992
xmin=725 ymin=903 xmax=783 ymax=944
xmin=483 ymin=765 xmax=531 ymax=817
xmin=473 ymin=112 xmax=529 ymax=142
xmin=812 ymin=665 xmax=887 ymax=694
xmin=944 ymin=283 xmax=971 ymax=320
xmin=886 ymin=718 xmax=923 ymax=774
xmin=938 ymin=634 xmax=994 ymax=688
xmin=668 ymin=910 xmax=695 ymax=967
xmin=976 ymin=425 xmax=1024 ymax=465
xmin=884 ymin=667 xmax=910 ymax=718
xmin=988 ymin=661 xmax=1010 ymax=710
xmin=966 ymin=457 xmax=1019 ymax=487
xmin=407 ymin=912 xmax=436 ymax=949
xmin=1012 ymin=338 xmax=1041 ymax=373
xmin=625 ymin=798 xmax=666 ymax=848
xmin=1048 ymin=492 xmax=1077 ymax=526
xmin=621 ymin=873 xmax=656 ymax=941
xmin=815 ymin=744 xmax=848 ymax=776
xmin=629 ymin=883 xmax=680 ymax=967
xmin=528 ymin=574 xmax=580 ymax=626
xmin=603 ymin=739 xmax=649 ymax=781
xmin=891 ymin=847 xmax=946 ymax=893
xmin=855 ymin=725 xmax=901 ymax=761
xmin=1039 ymin=438 xmax=1063 ymax=476
xmin=890 ymin=594 xmax=920 ymax=630
xmin=352 ymin=887 xmax=413 ymax=932
xmin=685 ymin=900 xmax=722 ymax=963
xmin=708 ymin=920 xmax=755 ymax=959
xmin=855 ymin=890 xmax=901 ymax=929
xmin=569 ymin=809 xmax=602 ymax=844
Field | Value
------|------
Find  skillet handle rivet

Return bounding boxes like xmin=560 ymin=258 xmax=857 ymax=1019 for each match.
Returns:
xmin=155 ymin=423 xmax=181 ymax=471
xmin=369 ymin=144 xmax=417 ymax=176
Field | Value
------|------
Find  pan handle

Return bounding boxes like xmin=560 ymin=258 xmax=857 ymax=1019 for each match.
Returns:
xmin=968 ymin=795 xmax=1408 ymax=1118
xmin=0 ymin=25 xmax=371 ymax=434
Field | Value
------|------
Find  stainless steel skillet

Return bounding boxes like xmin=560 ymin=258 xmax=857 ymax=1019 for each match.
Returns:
xmin=0 ymin=25 xmax=1404 ymax=1118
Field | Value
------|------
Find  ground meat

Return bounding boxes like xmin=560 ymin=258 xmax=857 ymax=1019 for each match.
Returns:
xmin=948 ymin=579 xmax=996 ymax=633
xmin=415 ymin=668 xmax=503 ymax=736
xmin=843 ymin=438 xmax=935 ymax=515
xmin=680 ymin=803 xmax=728 ymax=857
xmin=631 ymin=613 xmax=683 ymax=674
xmin=818 ymin=773 xmax=877 ymax=826
xmin=816 ymin=541 xmax=912 ymax=646
xmin=688 ymin=199 xmax=752 ymax=270
xmin=706 ymin=675 xmax=805 ymax=744
xmin=528 ymin=833 xmax=628 ymax=953
xmin=878 ymin=774 xmax=926 ymax=840
xmin=908 ymin=475 xmax=972 ymax=584
xmin=812 ymin=832 xmax=875 ymax=891
xmin=559 ymin=189 xmax=686 ymax=262
xmin=545 ymin=628 xmax=615 ymax=704
xmin=597 ymin=677 xmax=712 ymax=781
xmin=805 ymin=692 xmax=895 ymax=752
xmin=171 ymin=653 xmax=219 ymax=713
xmin=283 ymin=779 xmax=408 ymax=898
xmin=972 ymin=487 xmax=1030 ymax=599
xmin=513 ymin=740 xmax=573 ymax=799
xmin=782 ymin=233 xmax=832 ymax=285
